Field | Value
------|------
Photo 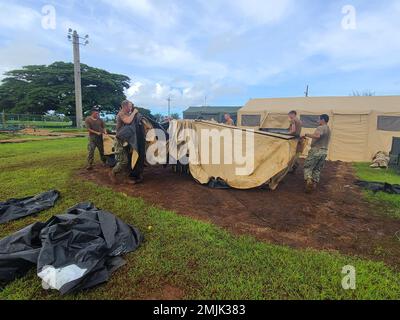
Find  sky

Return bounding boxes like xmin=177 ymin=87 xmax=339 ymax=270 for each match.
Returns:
xmin=0 ymin=0 xmax=400 ymax=115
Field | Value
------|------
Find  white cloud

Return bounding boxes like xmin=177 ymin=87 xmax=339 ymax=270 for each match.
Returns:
xmin=0 ymin=41 xmax=53 ymax=81
xmin=125 ymin=78 xmax=208 ymax=112
xmin=0 ymin=3 xmax=40 ymax=30
xmin=229 ymin=0 xmax=293 ymax=25
xmin=301 ymin=2 xmax=400 ymax=71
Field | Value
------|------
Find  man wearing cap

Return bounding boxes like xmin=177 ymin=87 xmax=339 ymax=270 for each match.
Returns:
xmin=85 ymin=106 xmax=107 ymax=170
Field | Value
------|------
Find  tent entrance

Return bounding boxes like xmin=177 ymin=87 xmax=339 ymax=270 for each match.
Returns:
xmin=330 ymin=114 xmax=369 ymax=162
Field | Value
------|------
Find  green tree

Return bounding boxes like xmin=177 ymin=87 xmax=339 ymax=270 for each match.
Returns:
xmin=170 ymin=112 xmax=181 ymax=120
xmin=0 ymin=62 xmax=131 ymax=116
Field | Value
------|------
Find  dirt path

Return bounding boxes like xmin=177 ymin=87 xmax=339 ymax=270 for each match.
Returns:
xmin=80 ymin=161 xmax=400 ymax=267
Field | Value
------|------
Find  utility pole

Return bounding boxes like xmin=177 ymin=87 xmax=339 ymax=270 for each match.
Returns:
xmin=68 ymin=29 xmax=89 ymax=128
xmin=305 ymin=85 xmax=309 ymax=97
xmin=167 ymin=96 xmax=172 ymax=117
xmin=204 ymin=96 xmax=207 ymax=107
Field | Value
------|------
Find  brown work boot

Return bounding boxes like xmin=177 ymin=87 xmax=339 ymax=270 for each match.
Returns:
xmin=305 ymin=179 xmax=314 ymax=194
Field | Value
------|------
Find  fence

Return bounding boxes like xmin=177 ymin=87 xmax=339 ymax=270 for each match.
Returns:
xmin=0 ymin=112 xmax=116 ymax=131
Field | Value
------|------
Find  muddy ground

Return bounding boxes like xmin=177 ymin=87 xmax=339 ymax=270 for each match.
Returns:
xmin=80 ymin=161 xmax=400 ymax=267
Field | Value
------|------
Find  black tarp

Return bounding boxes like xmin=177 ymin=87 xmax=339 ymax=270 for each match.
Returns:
xmin=355 ymin=180 xmax=400 ymax=194
xmin=0 ymin=202 xmax=143 ymax=294
xmin=116 ymin=114 xmax=146 ymax=178
xmin=0 ymin=190 xmax=60 ymax=224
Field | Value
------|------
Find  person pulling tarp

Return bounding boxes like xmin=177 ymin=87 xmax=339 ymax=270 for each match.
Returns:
xmin=0 ymin=202 xmax=143 ymax=294
xmin=0 ymin=190 xmax=59 ymax=224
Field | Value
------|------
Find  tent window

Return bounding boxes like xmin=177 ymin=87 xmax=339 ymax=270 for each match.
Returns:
xmin=300 ymin=115 xmax=320 ymax=128
xmin=241 ymin=115 xmax=261 ymax=127
xmin=377 ymin=116 xmax=400 ymax=131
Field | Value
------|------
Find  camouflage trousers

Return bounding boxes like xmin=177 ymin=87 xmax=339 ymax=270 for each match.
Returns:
xmin=112 ymin=139 xmax=130 ymax=176
xmin=87 ymin=135 xmax=106 ymax=166
xmin=304 ymin=148 xmax=328 ymax=183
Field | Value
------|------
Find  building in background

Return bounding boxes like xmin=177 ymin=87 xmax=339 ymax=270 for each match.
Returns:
xmin=183 ymin=106 xmax=242 ymax=124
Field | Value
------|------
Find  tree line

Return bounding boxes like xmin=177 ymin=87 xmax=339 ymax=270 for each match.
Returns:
xmin=0 ymin=61 xmax=153 ymax=119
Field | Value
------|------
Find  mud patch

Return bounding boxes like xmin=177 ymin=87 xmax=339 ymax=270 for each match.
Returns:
xmin=146 ymin=284 xmax=185 ymax=300
xmin=79 ymin=161 xmax=400 ymax=267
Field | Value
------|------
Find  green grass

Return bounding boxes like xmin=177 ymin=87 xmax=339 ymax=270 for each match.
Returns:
xmin=0 ymin=133 xmax=43 ymax=141
xmin=6 ymin=120 xmax=72 ymax=128
xmin=354 ymin=163 xmax=400 ymax=218
xmin=1 ymin=140 xmax=400 ymax=300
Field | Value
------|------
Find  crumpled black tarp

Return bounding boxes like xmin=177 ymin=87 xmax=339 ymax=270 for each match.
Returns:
xmin=0 ymin=190 xmax=60 ymax=224
xmin=355 ymin=180 xmax=400 ymax=194
xmin=0 ymin=202 xmax=143 ymax=294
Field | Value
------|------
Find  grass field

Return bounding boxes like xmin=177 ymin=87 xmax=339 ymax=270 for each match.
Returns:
xmin=0 ymin=133 xmax=43 ymax=140
xmin=5 ymin=120 xmax=73 ymax=128
xmin=354 ymin=163 xmax=400 ymax=218
xmin=1 ymin=139 xmax=400 ymax=300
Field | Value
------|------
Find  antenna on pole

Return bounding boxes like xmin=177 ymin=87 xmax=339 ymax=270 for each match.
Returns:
xmin=305 ymin=85 xmax=309 ymax=97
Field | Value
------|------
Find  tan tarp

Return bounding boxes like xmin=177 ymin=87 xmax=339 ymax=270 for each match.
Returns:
xmin=170 ymin=120 xmax=298 ymax=190
xmin=238 ymin=96 xmax=400 ymax=162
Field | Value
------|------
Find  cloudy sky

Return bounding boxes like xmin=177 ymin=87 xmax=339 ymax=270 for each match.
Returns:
xmin=1 ymin=0 xmax=400 ymax=115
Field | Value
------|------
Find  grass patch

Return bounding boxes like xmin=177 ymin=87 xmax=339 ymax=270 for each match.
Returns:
xmin=0 ymin=133 xmax=43 ymax=141
xmin=1 ymin=141 xmax=400 ymax=299
xmin=354 ymin=163 xmax=400 ymax=218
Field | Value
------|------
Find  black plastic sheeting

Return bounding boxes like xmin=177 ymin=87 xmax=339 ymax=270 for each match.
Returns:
xmin=355 ymin=180 xmax=400 ymax=194
xmin=0 ymin=202 xmax=143 ymax=294
xmin=0 ymin=190 xmax=60 ymax=224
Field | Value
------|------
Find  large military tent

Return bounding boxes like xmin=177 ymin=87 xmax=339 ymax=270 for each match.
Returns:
xmin=238 ymin=96 xmax=400 ymax=162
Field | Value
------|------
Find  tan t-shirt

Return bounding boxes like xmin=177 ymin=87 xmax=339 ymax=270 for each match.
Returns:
xmin=289 ymin=117 xmax=302 ymax=137
xmin=85 ymin=117 xmax=105 ymax=137
xmin=311 ymin=124 xmax=331 ymax=149
xmin=225 ymin=119 xmax=235 ymax=126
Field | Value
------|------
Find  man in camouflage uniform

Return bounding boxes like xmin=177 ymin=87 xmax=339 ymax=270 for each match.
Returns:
xmin=302 ymin=114 xmax=331 ymax=193
xmin=85 ymin=106 xmax=107 ymax=170
xmin=109 ymin=100 xmax=138 ymax=183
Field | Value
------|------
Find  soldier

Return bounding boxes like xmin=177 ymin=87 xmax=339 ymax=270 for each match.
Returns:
xmin=109 ymin=100 xmax=138 ymax=183
xmin=302 ymin=114 xmax=331 ymax=193
xmin=288 ymin=110 xmax=302 ymax=137
xmin=224 ymin=113 xmax=235 ymax=126
xmin=85 ymin=106 xmax=107 ymax=170
xmin=288 ymin=110 xmax=303 ymax=173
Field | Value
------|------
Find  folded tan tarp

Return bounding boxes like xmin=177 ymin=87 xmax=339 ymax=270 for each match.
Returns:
xmin=169 ymin=120 xmax=298 ymax=190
